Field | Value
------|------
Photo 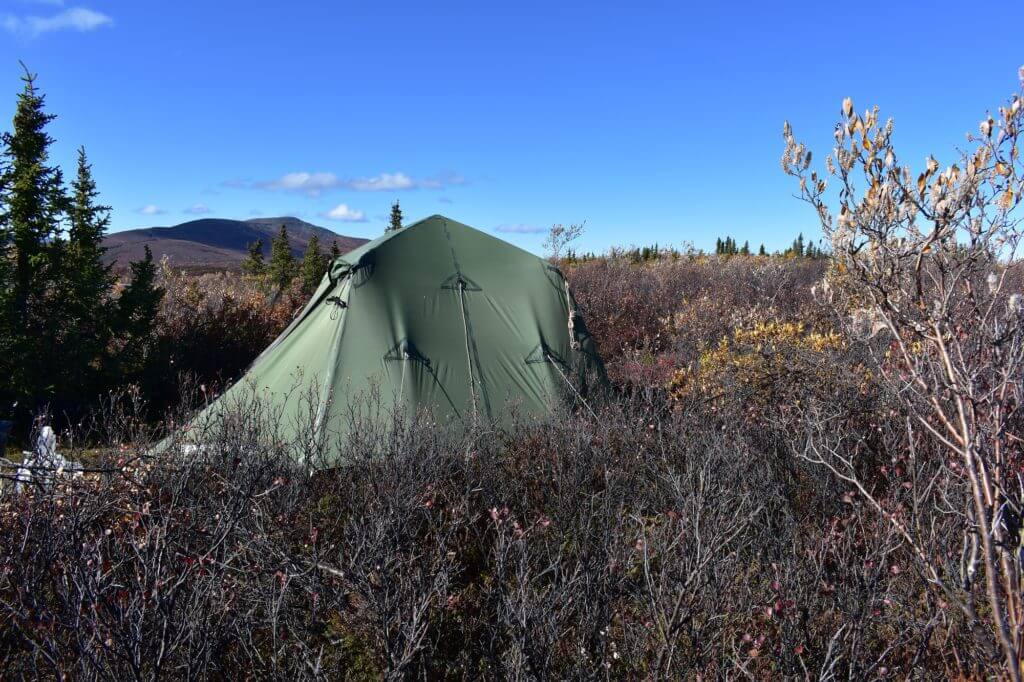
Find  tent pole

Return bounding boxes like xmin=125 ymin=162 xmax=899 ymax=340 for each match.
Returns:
xmin=457 ymin=278 xmax=479 ymax=424
xmin=312 ymin=277 xmax=351 ymax=452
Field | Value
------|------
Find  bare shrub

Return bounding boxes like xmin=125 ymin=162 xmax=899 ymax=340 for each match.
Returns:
xmin=140 ymin=267 xmax=304 ymax=413
xmin=784 ymin=70 xmax=1024 ymax=678
xmin=0 ymin=378 xmax=992 ymax=677
xmin=565 ymin=255 xmax=825 ymax=389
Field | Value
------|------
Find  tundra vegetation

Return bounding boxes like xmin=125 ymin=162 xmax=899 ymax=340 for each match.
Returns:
xmin=1 ymin=68 xmax=1023 ymax=678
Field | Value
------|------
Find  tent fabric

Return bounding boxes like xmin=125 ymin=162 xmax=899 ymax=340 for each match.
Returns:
xmin=184 ymin=215 xmax=604 ymax=463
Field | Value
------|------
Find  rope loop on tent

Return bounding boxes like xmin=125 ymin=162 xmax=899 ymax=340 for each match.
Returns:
xmin=327 ymin=258 xmax=354 ymax=286
xmin=326 ymin=295 xmax=347 ymax=320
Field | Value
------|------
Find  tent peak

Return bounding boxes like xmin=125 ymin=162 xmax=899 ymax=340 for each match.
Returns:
xmin=406 ymin=213 xmax=452 ymax=227
xmin=334 ymin=214 xmax=542 ymax=272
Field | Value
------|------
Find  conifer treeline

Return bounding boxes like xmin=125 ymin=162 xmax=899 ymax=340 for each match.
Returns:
xmin=715 ymin=232 xmax=826 ymax=258
xmin=239 ymin=226 xmax=339 ymax=295
xmin=560 ymin=232 xmax=828 ymax=264
xmin=241 ymin=200 xmax=401 ymax=294
xmin=0 ymin=68 xmax=163 ymax=431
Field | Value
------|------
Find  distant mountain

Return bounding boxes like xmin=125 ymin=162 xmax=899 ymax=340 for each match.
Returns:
xmin=102 ymin=217 xmax=369 ymax=271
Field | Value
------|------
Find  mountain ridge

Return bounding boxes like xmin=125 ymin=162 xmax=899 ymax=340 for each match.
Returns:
xmin=102 ymin=217 xmax=369 ymax=271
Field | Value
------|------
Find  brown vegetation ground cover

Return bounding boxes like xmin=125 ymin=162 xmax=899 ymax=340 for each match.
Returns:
xmin=0 ymin=252 xmax=1005 ymax=679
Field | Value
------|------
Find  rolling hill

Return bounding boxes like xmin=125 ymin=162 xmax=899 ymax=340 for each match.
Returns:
xmin=102 ymin=217 xmax=369 ymax=271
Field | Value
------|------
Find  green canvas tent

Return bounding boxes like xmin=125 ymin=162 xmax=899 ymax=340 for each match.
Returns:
xmin=181 ymin=215 xmax=604 ymax=462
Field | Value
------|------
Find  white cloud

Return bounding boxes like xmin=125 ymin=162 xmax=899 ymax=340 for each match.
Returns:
xmin=348 ymin=172 xmax=415 ymax=192
xmin=246 ymin=170 xmax=465 ymax=196
xmin=184 ymin=203 xmax=212 ymax=215
xmin=416 ymin=171 xmax=466 ymax=190
xmin=321 ymin=204 xmax=367 ymax=222
xmin=495 ymin=224 xmax=546 ymax=234
xmin=256 ymin=172 xmax=341 ymax=197
xmin=137 ymin=204 xmax=165 ymax=216
xmin=2 ymin=7 xmax=113 ymax=37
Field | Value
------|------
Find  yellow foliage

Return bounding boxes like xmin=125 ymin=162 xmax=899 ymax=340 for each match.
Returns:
xmin=668 ymin=319 xmax=850 ymax=410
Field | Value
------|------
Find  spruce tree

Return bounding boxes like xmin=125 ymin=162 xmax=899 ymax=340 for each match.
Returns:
xmin=115 ymin=245 xmax=164 ymax=379
xmin=67 ymin=148 xmax=112 ymax=293
xmin=241 ymin=239 xmax=266 ymax=277
xmin=758 ymin=243 xmax=767 ymax=256
xmin=62 ymin=147 xmax=115 ymax=398
xmin=1 ymin=68 xmax=65 ymax=326
xmin=0 ymin=122 xmax=12 ymax=388
xmin=268 ymin=225 xmax=295 ymax=290
xmin=741 ymin=240 xmax=750 ymax=256
xmin=0 ymin=66 xmax=68 ymax=409
xmin=300 ymin=233 xmax=327 ymax=294
xmin=330 ymin=240 xmax=341 ymax=260
xmin=387 ymin=200 xmax=403 ymax=231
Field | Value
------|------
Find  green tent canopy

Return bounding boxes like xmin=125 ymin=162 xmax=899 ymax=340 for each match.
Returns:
xmin=181 ymin=215 xmax=604 ymax=463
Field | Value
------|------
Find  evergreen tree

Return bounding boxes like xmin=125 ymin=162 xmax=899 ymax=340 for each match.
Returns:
xmin=115 ymin=245 xmax=164 ymax=379
xmin=0 ymin=68 xmax=170 ymax=430
xmin=387 ymin=200 xmax=403 ymax=231
xmin=792 ymin=233 xmax=805 ymax=258
xmin=268 ymin=225 xmax=295 ymax=290
xmin=715 ymin=237 xmax=723 ymax=254
xmin=758 ymin=243 xmax=767 ymax=256
xmin=330 ymin=240 xmax=341 ymax=260
xmin=0 ymin=66 xmax=68 ymax=410
xmin=0 ymin=177 xmax=9 ymax=382
xmin=741 ymin=240 xmax=750 ymax=255
xmin=1 ymin=68 xmax=65 ymax=325
xmin=241 ymin=239 xmax=266 ymax=277
xmin=61 ymin=147 xmax=116 ymax=398
xmin=67 ymin=148 xmax=112 ymax=293
xmin=300 ymin=233 xmax=328 ymax=294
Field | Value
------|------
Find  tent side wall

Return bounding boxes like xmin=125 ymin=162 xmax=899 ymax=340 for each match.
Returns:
xmin=319 ymin=218 xmax=603 ymax=440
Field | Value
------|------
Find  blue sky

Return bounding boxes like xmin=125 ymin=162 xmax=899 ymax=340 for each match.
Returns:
xmin=0 ymin=1 xmax=1021 ymax=254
